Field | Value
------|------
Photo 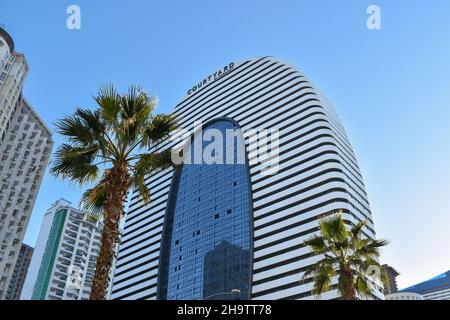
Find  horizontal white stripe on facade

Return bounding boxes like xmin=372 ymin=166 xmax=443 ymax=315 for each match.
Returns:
xmin=253 ymin=246 xmax=311 ymax=270
xmin=252 ymin=161 xmax=344 ymax=199
xmin=122 ymin=212 xmax=166 ymax=238
xmin=144 ymin=74 xmax=315 ymax=156
xmin=131 ymin=168 xmax=172 ymax=196
xmin=175 ymin=62 xmax=292 ymax=122
xmin=173 ymin=67 xmax=298 ymax=131
xmin=129 ymin=178 xmax=172 ymax=208
xmin=115 ymin=252 xmax=159 ymax=273
xmin=253 ymin=203 xmax=357 ymax=247
xmin=253 ymin=173 xmax=346 ymax=208
xmin=249 ymin=136 xmax=338 ymax=177
xmin=114 ymin=247 xmax=160 ymax=274
xmin=254 ymin=189 xmax=349 ymax=220
xmin=174 ymin=58 xmax=268 ymax=112
xmin=111 ymin=287 xmax=156 ymax=300
xmin=254 ymin=234 xmax=314 ymax=259
xmin=118 ymin=234 xmax=163 ymax=259
xmin=169 ymin=92 xmax=320 ymax=156
xmin=252 ymin=255 xmax=320 ymax=283
xmin=251 ymin=147 xmax=341 ymax=187
xmin=124 ymin=201 xmax=168 ymax=226
xmin=112 ymin=270 xmax=158 ymax=292
xmin=253 ymin=287 xmax=339 ymax=300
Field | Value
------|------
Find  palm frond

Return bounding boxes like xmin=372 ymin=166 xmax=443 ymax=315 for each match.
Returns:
xmin=55 ymin=107 xmax=109 ymax=158
xmin=55 ymin=110 xmax=96 ymax=146
xmin=118 ymin=85 xmax=156 ymax=147
xmin=355 ymin=274 xmax=378 ymax=299
xmin=131 ymin=150 xmax=173 ymax=202
xmin=133 ymin=150 xmax=173 ymax=174
xmin=311 ymin=264 xmax=336 ymax=297
xmin=301 ymin=256 xmax=337 ymax=282
xmin=304 ymin=235 xmax=329 ymax=255
xmin=74 ymin=108 xmax=104 ymax=137
xmin=80 ymin=181 xmax=108 ymax=217
xmin=302 ymin=211 xmax=389 ymax=300
xmin=120 ymin=86 xmax=153 ymax=124
xmin=350 ymin=219 xmax=366 ymax=235
xmin=131 ymin=174 xmax=151 ymax=204
xmin=356 ymin=239 xmax=390 ymax=258
xmin=95 ymin=84 xmax=120 ymax=126
xmin=319 ymin=211 xmax=348 ymax=243
xmin=51 ymin=144 xmax=99 ymax=184
xmin=142 ymin=114 xmax=178 ymax=148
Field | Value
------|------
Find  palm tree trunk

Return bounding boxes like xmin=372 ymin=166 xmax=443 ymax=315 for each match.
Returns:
xmin=90 ymin=162 xmax=130 ymax=300
xmin=341 ymin=267 xmax=356 ymax=300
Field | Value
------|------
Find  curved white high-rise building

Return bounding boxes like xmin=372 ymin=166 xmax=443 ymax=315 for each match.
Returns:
xmin=110 ymin=57 xmax=382 ymax=300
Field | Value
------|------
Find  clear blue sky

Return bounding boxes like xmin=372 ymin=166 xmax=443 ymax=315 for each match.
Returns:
xmin=2 ymin=0 xmax=450 ymax=289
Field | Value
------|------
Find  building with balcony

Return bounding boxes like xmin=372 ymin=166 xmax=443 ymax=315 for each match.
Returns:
xmin=382 ymin=264 xmax=400 ymax=295
xmin=5 ymin=243 xmax=33 ymax=299
xmin=0 ymin=26 xmax=53 ymax=299
xmin=20 ymin=199 xmax=102 ymax=300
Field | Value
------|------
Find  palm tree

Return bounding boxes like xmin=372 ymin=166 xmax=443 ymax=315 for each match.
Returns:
xmin=51 ymin=85 xmax=178 ymax=300
xmin=301 ymin=211 xmax=389 ymax=300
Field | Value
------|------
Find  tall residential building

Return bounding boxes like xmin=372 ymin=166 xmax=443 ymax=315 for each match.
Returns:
xmin=110 ymin=57 xmax=383 ymax=300
xmin=20 ymin=199 xmax=103 ymax=300
xmin=0 ymin=26 xmax=53 ymax=299
xmin=401 ymin=270 xmax=450 ymax=300
xmin=382 ymin=264 xmax=400 ymax=295
xmin=5 ymin=243 xmax=33 ymax=299
xmin=0 ymin=26 xmax=28 ymax=140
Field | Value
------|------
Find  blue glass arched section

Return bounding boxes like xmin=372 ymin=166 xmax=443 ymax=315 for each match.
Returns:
xmin=158 ymin=118 xmax=253 ymax=300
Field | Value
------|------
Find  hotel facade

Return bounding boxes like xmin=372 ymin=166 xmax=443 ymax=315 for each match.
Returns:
xmin=110 ymin=57 xmax=382 ymax=300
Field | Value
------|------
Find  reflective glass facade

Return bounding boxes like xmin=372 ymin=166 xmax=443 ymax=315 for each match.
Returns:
xmin=160 ymin=119 xmax=252 ymax=300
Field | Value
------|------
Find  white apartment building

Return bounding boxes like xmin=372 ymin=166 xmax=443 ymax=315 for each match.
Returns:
xmin=0 ymin=26 xmax=53 ymax=299
xmin=21 ymin=199 xmax=103 ymax=300
xmin=0 ymin=26 xmax=28 ymax=140
xmin=385 ymin=292 xmax=423 ymax=300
